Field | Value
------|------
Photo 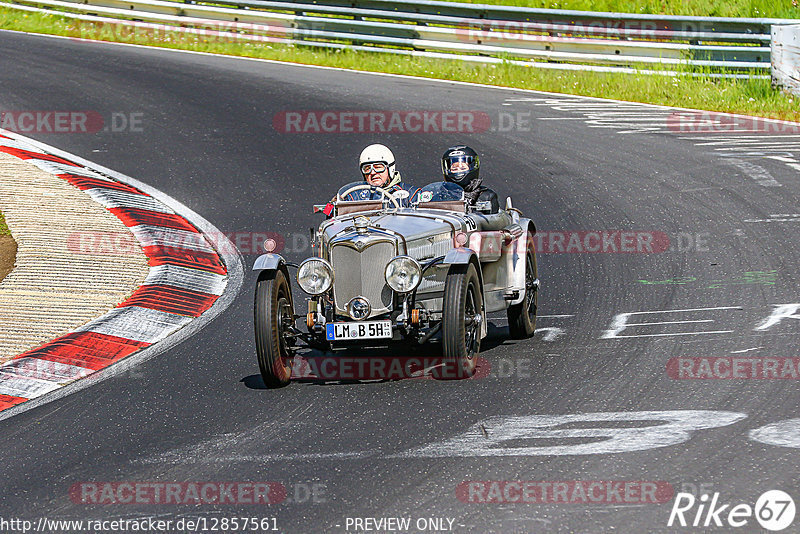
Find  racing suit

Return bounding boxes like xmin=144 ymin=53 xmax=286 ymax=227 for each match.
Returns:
xmin=460 ymin=176 xmax=499 ymax=214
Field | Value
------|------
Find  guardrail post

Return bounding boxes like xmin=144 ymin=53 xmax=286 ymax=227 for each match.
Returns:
xmin=772 ymin=23 xmax=800 ymax=95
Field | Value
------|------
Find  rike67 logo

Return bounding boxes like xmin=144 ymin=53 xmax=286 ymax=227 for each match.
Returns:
xmin=668 ymin=490 xmax=795 ymax=531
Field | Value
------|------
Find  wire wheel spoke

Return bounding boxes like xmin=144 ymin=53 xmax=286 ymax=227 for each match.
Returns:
xmin=464 ymin=284 xmax=478 ymax=359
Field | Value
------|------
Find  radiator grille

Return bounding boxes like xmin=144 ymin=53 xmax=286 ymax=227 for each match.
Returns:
xmin=331 ymin=241 xmax=396 ymax=316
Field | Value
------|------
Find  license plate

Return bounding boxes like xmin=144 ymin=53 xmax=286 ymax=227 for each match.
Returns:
xmin=326 ymin=320 xmax=393 ymax=341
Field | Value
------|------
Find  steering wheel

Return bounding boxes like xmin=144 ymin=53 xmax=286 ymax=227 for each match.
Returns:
xmin=337 ymin=184 xmax=401 ymax=209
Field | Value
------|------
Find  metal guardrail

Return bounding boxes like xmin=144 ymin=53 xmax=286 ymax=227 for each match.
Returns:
xmin=772 ymin=24 xmax=800 ymax=94
xmin=4 ymin=0 xmax=797 ymax=77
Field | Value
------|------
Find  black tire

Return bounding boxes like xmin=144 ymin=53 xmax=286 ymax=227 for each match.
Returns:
xmin=507 ymin=230 xmax=538 ymax=339
xmin=441 ymin=262 xmax=482 ymax=379
xmin=254 ymin=269 xmax=295 ymax=388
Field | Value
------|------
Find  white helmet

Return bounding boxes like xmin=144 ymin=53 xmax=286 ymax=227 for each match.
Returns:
xmin=359 ymin=144 xmax=398 ymax=186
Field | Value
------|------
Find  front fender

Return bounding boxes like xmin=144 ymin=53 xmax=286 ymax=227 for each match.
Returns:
xmin=253 ymin=253 xmax=286 ymax=273
xmin=443 ymin=247 xmax=484 ymax=287
xmin=508 ymin=221 xmax=536 ymax=306
xmin=443 ymin=247 xmax=475 ymax=266
xmin=442 ymin=247 xmax=486 ymax=338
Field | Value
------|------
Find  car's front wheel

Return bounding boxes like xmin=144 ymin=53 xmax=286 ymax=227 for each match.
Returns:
xmin=254 ymin=269 xmax=295 ymax=388
xmin=441 ymin=262 xmax=482 ymax=379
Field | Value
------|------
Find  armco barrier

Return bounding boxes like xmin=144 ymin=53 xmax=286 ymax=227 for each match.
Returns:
xmin=4 ymin=0 xmax=798 ymax=77
xmin=772 ymin=24 xmax=800 ymax=95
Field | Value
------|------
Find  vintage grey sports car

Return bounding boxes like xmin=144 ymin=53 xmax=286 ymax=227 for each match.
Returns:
xmin=253 ymin=181 xmax=539 ymax=387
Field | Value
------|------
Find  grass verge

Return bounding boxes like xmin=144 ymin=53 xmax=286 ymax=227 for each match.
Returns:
xmin=0 ymin=210 xmax=15 ymax=282
xmin=0 ymin=210 xmax=9 ymax=237
xmin=1 ymin=7 xmax=798 ymax=121
xmin=443 ymin=0 xmax=800 ymax=19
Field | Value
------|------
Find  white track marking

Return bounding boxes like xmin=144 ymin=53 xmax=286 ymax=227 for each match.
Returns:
xmin=0 ymin=357 xmax=92 ymax=382
xmin=755 ymin=303 xmax=800 ymax=331
xmin=129 ymin=225 xmax=216 ymax=253
xmin=392 ymin=411 xmax=746 ymax=457
xmin=0 ymin=138 xmax=47 ymax=152
xmin=695 ymin=140 xmax=800 ymax=147
xmin=716 ymin=143 xmax=800 ymax=150
xmin=85 ymin=188 xmax=175 ymax=213
xmin=606 ymin=331 xmax=735 ymax=339
xmin=144 ymin=265 xmax=227 ymax=295
xmin=136 ymin=452 xmax=376 ymax=464
xmin=625 ymin=320 xmax=714 ymax=327
xmin=749 ymin=419 xmax=800 ymax=449
xmin=726 ymin=159 xmax=781 ymax=187
xmin=502 ymin=96 xmax=800 ymax=176
xmin=74 ymin=306 xmax=193 ymax=344
xmin=535 ymin=327 xmax=565 ymax=342
xmin=602 ymin=307 xmax=740 ymax=339
xmin=744 ymin=214 xmax=800 ymax=222
xmin=0 ymin=374 xmax=62 ymax=397
xmin=26 ymin=160 xmax=113 ymax=180
xmin=615 ymin=306 xmax=742 ymax=314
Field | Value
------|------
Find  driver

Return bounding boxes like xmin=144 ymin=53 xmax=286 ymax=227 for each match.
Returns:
xmin=342 ymin=144 xmax=419 ymax=201
xmin=441 ymin=145 xmax=499 ymax=214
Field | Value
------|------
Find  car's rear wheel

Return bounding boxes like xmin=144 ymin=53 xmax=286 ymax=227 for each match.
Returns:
xmin=508 ymin=230 xmax=538 ymax=339
xmin=254 ymin=269 xmax=295 ymax=388
xmin=441 ymin=262 xmax=482 ymax=379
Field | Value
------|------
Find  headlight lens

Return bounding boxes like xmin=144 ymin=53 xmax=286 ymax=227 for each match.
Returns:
xmin=296 ymin=258 xmax=333 ymax=295
xmin=384 ymin=256 xmax=422 ymax=294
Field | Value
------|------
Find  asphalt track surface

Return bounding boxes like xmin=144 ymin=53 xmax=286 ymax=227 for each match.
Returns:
xmin=1 ymin=31 xmax=800 ymax=533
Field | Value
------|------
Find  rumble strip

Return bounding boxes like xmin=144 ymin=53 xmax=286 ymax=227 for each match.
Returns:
xmin=0 ymin=132 xmax=231 ymax=414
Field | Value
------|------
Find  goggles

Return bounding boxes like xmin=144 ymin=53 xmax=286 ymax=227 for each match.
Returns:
xmin=361 ymin=162 xmax=387 ymax=174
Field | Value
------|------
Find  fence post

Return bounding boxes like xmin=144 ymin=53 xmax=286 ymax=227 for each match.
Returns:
xmin=772 ymin=23 xmax=800 ymax=95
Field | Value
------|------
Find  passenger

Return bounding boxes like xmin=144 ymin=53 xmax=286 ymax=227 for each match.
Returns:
xmin=441 ymin=145 xmax=499 ymax=214
xmin=342 ymin=144 xmax=418 ymax=201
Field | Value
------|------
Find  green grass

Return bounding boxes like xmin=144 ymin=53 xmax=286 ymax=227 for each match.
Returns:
xmin=443 ymin=0 xmax=800 ymax=19
xmin=0 ymin=211 xmax=10 ymax=237
xmin=1 ymin=7 xmax=798 ymax=121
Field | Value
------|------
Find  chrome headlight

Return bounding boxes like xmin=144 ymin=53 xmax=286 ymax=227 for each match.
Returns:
xmin=384 ymin=256 xmax=422 ymax=294
xmin=296 ymin=258 xmax=333 ymax=295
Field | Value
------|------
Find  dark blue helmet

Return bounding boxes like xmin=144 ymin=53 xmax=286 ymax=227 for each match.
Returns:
xmin=441 ymin=145 xmax=479 ymax=188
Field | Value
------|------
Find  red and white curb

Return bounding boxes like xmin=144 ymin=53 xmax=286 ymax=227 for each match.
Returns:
xmin=0 ymin=131 xmax=242 ymax=417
